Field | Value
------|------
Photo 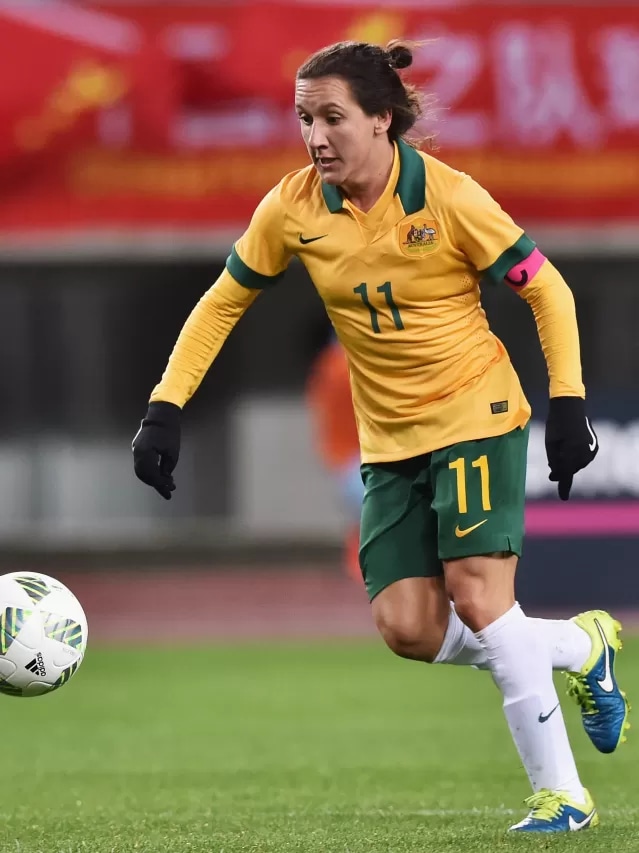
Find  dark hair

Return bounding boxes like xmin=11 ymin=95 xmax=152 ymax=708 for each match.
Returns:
xmin=296 ymin=39 xmax=430 ymax=145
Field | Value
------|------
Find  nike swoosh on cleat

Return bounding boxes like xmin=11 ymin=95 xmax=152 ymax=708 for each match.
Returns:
xmin=568 ymin=810 xmax=596 ymax=831
xmin=594 ymin=618 xmax=614 ymax=692
xmin=299 ymin=234 xmax=327 ymax=244
xmin=454 ymin=519 xmax=488 ymax=538
xmin=586 ymin=418 xmax=598 ymax=452
xmin=538 ymin=703 xmax=560 ymax=723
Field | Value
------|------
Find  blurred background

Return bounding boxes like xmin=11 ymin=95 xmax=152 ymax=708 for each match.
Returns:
xmin=0 ymin=0 xmax=638 ymax=635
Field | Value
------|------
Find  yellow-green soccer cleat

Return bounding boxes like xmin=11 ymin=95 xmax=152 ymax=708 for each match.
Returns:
xmin=508 ymin=788 xmax=599 ymax=833
xmin=566 ymin=610 xmax=630 ymax=754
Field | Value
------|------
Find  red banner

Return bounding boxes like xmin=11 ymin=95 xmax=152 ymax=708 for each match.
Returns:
xmin=1 ymin=1 xmax=638 ymax=235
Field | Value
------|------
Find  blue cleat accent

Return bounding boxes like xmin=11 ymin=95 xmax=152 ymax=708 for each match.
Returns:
xmin=566 ymin=610 xmax=630 ymax=754
xmin=509 ymin=788 xmax=598 ymax=833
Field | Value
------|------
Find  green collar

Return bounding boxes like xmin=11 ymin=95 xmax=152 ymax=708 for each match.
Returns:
xmin=321 ymin=138 xmax=425 ymax=215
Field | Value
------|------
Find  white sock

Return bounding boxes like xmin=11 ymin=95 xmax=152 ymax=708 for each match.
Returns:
xmin=433 ymin=605 xmax=487 ymax=667
xmin=434 ymin=606 xmax=591 ymax=673
xmin=475 ymin=603 xmax=584 ymax=800
xmin=528 ymin=617 xmax=591 ymax=672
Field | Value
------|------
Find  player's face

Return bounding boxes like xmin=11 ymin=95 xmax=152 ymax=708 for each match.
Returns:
xmin=295 ymin=76 xmax=390 ymax=186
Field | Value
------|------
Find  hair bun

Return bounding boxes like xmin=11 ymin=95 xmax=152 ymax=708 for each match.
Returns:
xmin=386 ymin=42 xmax=413 ymax=71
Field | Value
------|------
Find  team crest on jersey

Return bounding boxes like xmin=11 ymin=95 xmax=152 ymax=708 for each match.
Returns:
xmin=399 ymin=219 xmax=440 ymax=257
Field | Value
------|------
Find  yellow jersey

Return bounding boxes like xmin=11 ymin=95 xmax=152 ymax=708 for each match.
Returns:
xmin=151 ymin=139 xmax=585 ymax=463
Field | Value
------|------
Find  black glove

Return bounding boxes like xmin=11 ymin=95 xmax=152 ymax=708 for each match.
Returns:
xmin=132 ymin=402 xmax=181 ymax=500
xmin=545 ymin=396 xmax=598 ymax=501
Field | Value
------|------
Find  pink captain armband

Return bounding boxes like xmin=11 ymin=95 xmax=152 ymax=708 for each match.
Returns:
xmin=504 ymin=247 xmax=546 ymax=289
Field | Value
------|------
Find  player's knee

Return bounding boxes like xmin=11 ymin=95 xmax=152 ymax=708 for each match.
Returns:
xmin=445 ymin=554 xmax=516 ymax=633
xmin=446 ymin=572 xmax=488 ymax=632
xmin=375 ymin=613 xmax=440 ymax=663
xmin=450 ymin=594 xmax=493 ymax=635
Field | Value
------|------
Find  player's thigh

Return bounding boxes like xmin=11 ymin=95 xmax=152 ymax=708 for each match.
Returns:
xmin=431 ymin=424 xmax=530 ymax=561
xmin=359 ymin=455 xmax=442 ymax=602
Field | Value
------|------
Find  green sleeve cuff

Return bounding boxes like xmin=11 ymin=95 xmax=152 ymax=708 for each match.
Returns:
xmin=481 ymin=234 xmax=536 ymax=286
xmin=226 ymin=246 xmax=284 ymax=290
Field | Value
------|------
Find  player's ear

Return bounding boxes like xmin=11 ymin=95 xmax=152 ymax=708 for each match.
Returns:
xmin=374 ymin=110 xmax=392 ymax=135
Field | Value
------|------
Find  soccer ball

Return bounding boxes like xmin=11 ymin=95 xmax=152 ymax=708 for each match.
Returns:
xmin=0 ymin=571 xmax=88 ymax=697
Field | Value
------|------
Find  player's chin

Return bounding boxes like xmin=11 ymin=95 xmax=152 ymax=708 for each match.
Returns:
xmin=313 ymin=160 xmax=342 ymax=184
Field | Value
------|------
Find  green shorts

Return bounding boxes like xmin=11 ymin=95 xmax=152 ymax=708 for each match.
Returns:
xmin=359 ymin=424 xmax=530 ymax=601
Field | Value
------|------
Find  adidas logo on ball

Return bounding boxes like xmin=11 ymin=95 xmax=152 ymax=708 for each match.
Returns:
xmin=25 ymin=652 xmax=46 ymax=677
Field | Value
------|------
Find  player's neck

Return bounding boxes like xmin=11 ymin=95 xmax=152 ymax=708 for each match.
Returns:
xmin=340 ymin=141 xmax=395 ymax=214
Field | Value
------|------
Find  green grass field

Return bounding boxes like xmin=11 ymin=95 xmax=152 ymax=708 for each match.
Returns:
xmin=2 ymin=638 xmax=637 ymax=853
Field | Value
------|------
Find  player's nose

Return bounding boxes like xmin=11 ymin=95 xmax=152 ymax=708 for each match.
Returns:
xmin=308 ymin=121 xmax=329 ymax=149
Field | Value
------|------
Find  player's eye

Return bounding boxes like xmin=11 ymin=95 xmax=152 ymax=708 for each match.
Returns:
xmin=326 ymin=115 xmax=341 ymax=125
xmin=298 ymin=114 xmax=312 ymax=126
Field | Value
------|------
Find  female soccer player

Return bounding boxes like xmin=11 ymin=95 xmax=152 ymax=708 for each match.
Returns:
xmin=132 ymin=40 xmax=629 ymax=832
